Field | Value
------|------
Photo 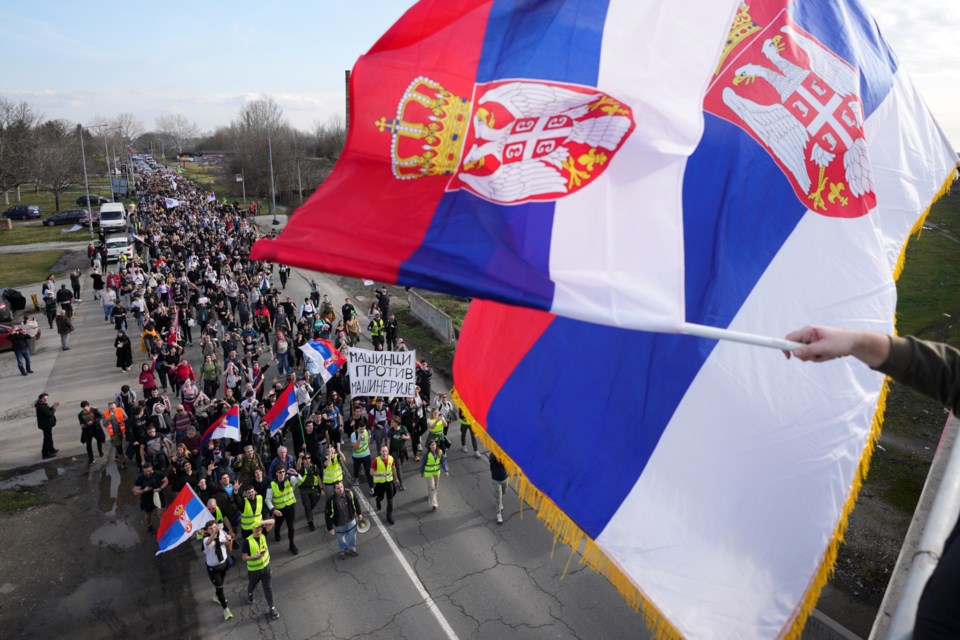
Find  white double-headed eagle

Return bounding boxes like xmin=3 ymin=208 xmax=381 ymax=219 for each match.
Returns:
xmin=721 ymin=25 xmax=873 ymax=199
xmin=458 ymin=82 xmax=633 ymax=202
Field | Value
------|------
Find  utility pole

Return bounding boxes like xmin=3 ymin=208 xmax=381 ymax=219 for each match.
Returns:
xmin=78 ymin=125 xmax=93 ymax=238
xmin=268 ymin=129 xmax=278 ymax=225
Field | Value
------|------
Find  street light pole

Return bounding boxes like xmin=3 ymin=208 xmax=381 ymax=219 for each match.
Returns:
xmin=268 ymin=129 xmax=278 ymax=225
xmin=77 ymin=125 xmax=93 ymax=238
xmin=296 ymin=158 xmax=303 ymax=203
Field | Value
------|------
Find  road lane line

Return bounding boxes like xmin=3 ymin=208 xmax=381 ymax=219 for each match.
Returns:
xmin=356 ymin=492 xmax=460 ymax=640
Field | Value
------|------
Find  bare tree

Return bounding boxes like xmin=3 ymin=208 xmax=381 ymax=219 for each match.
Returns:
xmin=0 ymin=98 xmax=43 ymax=204
xmin=34 ymin=119 xmax=81 ymax=212
xmin=111 ymin=112 xmax=145 ymax=141
xmin=156 ymin=114 xmax=200 ymax=154
xmin=312 ymin=114 xmax=346 ymax=161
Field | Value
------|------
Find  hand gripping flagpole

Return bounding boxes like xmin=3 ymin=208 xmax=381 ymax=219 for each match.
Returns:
xmin=681 ymin=322 xmax=803 ymax=351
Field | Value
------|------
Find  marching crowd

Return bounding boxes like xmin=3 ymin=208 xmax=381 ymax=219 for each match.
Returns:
xmin=28 ymin=165 xmax=507 ymax=623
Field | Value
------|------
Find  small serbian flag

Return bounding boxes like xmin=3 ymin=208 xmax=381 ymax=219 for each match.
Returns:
xmin=207 ymin=192 xmax=216 ymax=203
xmin=300 ymin=339 xmax=346 ymax=383
xmin=200 ymin=404 xmax=240 ymax=444
xmin=156 ymin=484 xmax=214 ymax=555
xmin=263 ymin=381 xmax=298 ymax=435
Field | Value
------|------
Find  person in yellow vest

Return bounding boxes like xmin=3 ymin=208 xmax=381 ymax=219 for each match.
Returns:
xmin=296 ymin=450 xmax=323 ymax=531
xmin=266 ymin=466 xmax=301 ymax=555
xmin=237 ymin=484 xmax=265 ymax=539
xmin=367 ymin=311 xmax=385 ymax=349
xmin=322 ymin=444 xmax=346 ymax=497
xmin=102 ymin=401 xmax=127 ymax=469
xmin=419 ymin=439 xmax=449 ymax=511
xmin=241 ymin=518 xmax=280 ymax=620
xmin=425 ymin=406 xmax=448 ymax=453
xmin=372 ymin=445 xmax=398 ymax=525
xmin=350 ymin=422 xmax=375 ymax=496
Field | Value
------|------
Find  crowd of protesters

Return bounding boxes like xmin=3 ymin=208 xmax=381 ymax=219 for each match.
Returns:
xmin=36 ymin=162 xmax=502 ymax=623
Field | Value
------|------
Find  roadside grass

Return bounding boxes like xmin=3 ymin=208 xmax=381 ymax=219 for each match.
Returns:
xmin=0 ymin=223 xmax=92 ymax=246
xmin=0 ymin=489 xmax=44 ymax=512
xmin=426 ymin=295 xmax=470 ymax=331
xmin=0 ymin=250 xmax=69 ymax=287
xmin=396 ymin=308 xmax=455 ymax=375
xmin=3 ymin=182 xmax=114 ymax=214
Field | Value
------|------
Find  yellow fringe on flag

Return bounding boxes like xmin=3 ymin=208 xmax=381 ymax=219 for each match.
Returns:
xmin=784 ymin=169 xmax=956 ymax=639
xmin=452 ymin=389 xmax=684 ymax=640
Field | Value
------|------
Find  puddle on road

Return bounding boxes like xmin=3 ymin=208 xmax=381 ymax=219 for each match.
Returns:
xmin=57 ymin=577 xmax=124 ymax=617
xmin=90 ymin=520 xmax=140 ymax=548
xmin=0 ymin=582 xmax=16 ymax=594
xmin=0 ymin=467 xmax=63 ymax=490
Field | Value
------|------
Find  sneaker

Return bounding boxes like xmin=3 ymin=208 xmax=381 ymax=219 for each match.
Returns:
xmin=475 ymin=451 xmax=483 ymax=459
xmin=338 ymin=551 xmax=346 ymax=559
xmin=496 ymin=513 xmax=503 ymax=524
xmin=269 ymin=607 xmax=280 ymax=620
xmin=368 ymin=489 xmax=375 ymax=496
xmin=307 ymin=520 xmax=316 ymax=531
xmin=246 ymin=593 xmax=254 ymax=605
xmin=289 ymin=544 xmax=299 ymax=555
xmin=387 ymin=516 xmax=395 ymax=525
xmin=347 ymin=549 xmax=359 ymax=557
xmin=461 ymin=446 xmax=468 ymax=453
xmin=223 ymin=607 xmax=233 ymax=621
xmin=376 ymin=501 xmax=382 ymax=511
xmin=213 ymin=596 xmax=221 ymax=605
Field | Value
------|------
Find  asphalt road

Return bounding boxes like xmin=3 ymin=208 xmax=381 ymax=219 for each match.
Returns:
xmin=0 ymin=219 xmax=651 ymax=640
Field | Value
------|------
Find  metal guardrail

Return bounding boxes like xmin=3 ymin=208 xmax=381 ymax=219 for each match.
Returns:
xmin=407 ymin=290 xmax=456 ymax=342
xmin=870 ymin=414 xmax=960 ymax=639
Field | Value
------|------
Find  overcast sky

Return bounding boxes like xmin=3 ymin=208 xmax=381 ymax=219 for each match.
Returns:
xmin=1 ymin=0 xmax=956 ymax=147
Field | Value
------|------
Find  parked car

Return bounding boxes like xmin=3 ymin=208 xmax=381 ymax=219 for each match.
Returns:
xmin=97 ymin=236 xmax=135 ymax=262
xmin=2 ymin=204 xmax=42 ymax=220
xmin=0 ymin=288 xmax=26 ymax=322
xmin=0 ymin=323 xmax=41 ymax=352
xmin=43 ymin=209 xmax=90 ymax=226
xmin=76 ymin=194 xmax=111 ymax=206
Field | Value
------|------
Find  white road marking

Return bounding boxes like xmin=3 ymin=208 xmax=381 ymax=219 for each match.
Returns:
xmin=356 ymin=491 xmax=460 ymax=640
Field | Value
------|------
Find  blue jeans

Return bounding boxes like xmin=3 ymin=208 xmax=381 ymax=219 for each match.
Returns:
xmin=103 ymin=303 xmax=115 ymax=321
xmin=14 ymin=348 xmax=31 ymax=373
xmin=335 ymin=519 xmax=357 ymax=552
xmin=276 ymin=351 xmax=289 ymax=376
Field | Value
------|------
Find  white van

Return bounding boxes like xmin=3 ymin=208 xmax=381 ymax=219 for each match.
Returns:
xmin=99 ymin=202 xmax=127 ymax=233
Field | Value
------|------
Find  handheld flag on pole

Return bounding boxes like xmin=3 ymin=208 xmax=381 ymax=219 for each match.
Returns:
xmin=156 ymin=484 xmax=215 ymax=555
xmin=263 ymin=381 xmax=298 ymax=436
xmin=200 ymin=404 xmax=240 ymax=445
xmin=163 ymin=197 xmax=179 ymax=209
xmin=299 ymin=339 xmax=346 ymax=383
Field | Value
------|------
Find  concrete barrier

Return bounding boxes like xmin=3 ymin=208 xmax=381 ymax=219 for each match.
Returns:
xmin=407 ymin=290 xmax=456 ymax=343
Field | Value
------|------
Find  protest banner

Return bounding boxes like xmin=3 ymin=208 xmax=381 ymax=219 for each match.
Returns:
xmin=347 ymin=347 xmax=417 ymax=398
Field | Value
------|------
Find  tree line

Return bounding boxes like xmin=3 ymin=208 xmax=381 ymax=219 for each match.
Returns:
xmin=0 ymin=94 xmax=346 ymax=211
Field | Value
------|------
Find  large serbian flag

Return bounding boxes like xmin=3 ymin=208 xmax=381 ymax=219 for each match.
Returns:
xmin=454 ymin=0 xmax=957 ymax=638
xmin=156 ymin=484 xmax=215 ymax=555
xmin=251 ymin=0 xmax=749 ymax=332
xmin=263 ymin=380 xmax=299 ymax=436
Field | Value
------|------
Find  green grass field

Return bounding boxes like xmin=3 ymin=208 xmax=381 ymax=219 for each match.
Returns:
xmin=0 ymin=223 xmax=93 ymax=246
xmin=2 ymin=182 xmax=114 ymax=215
xmin=0 ymin=249 xmax=69 ymax=287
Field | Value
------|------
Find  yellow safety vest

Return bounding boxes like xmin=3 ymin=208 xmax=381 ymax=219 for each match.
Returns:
xmin=239 ymin=495 xmax=263 ymax=532
xmin=424 ymin=451 xmax=442 ymax=478
xmin=373 ymin=456 xmax=394 ymax=483
xmin=369 ymin=318 xmax=384 ymax=336
xmin=428 ymin=418 xmax=444 ymax=436
xmin=353 ymin=430 xmax=370 ymax=458
xmin=246 ymin=533 xmax=270 ymax=571
xmin=323 ymin=455 xmax=343 ymax=484
xmin=270 ymin=479 xmax=296 ymax=509
xmin=301 ymin=464 xmax=320 ymax=490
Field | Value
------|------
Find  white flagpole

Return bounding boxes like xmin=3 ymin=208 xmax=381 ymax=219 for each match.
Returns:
xmin=681 ymin=322 xmax=803 ymax=351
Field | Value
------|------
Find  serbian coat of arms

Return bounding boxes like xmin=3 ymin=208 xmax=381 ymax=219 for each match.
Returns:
xmin=377 ymin=78 xmax=637 ymax=205
xmin=705 ymin=4 xmax=876 ymax=218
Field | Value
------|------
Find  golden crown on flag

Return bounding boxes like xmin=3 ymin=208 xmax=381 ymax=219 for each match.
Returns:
xmin=375 ymin=77 xmax=471 ymax=180
xmin=715 ymin=3 xmax=762 ymax=73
